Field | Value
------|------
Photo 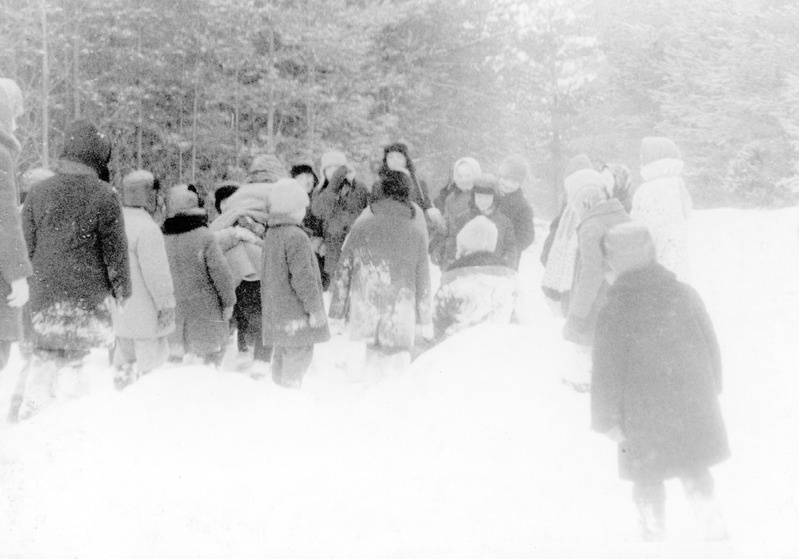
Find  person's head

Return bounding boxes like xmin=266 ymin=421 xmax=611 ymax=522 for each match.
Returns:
xmin=268 ymin=178 xmax=310 ymax=223
xmin=601 ymin=222 xmax=657 ymax=283
xmin=320 ymin=150 xmax=350 ymax=182
xmin=565 ymin=168 xmax=608 ymax=218
xmin=456 ymin=215 xmax=498 ymax=259
xmin=290 ymin=164 xmax=319 ymax=194
xmin=214 ymin=182 xmax=240 ymax=214
xmin=379 ymin=169 xmax=412 ymax=204
xmin=452 ymin=157 xmax=481 ymax=192
xmin=247 ymin=154 xmax=288 ymax=184
xmin=471 ymin=175 xmax=500 ymax=215
xmin=60 ymin=120 xmax=112 ymax=181
xmin=122 ymin=170 xmax=161 ymax=215
xmin=640 ymin=136 xmax=682 ymax=167
xmin=498 ymin=154 xmax=529 ymax=194
xmin=0 ymin=78 xmax=23 ymax=132
xmin=165 ymin=184 xmax=203 ymax=218
xmin=382 ymin=142 xmax=415 ymax=176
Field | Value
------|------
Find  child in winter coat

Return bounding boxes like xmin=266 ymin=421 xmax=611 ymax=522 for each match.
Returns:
xmin=592 ymin=222 xmax=729 ymax=542
xmin=261 ymin=178 xmax=330 ymax=388
xmin=111 ymin=170 xmax=175 ymax=389
xmin=631 ymin=137 xmax=693 ymax=283
xmin=329 ymin=170 xmax=432 ymax=382
xmin=497 ymin=154 xmax=535 ymax=266
xmin=430 ymin=157 xmax=482 ymax=271
xmin=468 ymin=176 xmax=518 ymax=269
xmin=561 ymin=170 xmax=630 ymax=391
xmin=433 ymin=216 xmax=525 ymax=342
xmin=163 ymin=185 xmax=236 ymax=366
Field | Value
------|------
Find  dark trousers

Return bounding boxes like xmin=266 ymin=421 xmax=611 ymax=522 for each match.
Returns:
xmin=234 ymin=280 xmax=271 ymax=362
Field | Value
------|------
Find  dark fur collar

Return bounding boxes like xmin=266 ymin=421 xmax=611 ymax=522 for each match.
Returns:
xmin=162 ymin=213 xmax=208 ymax=235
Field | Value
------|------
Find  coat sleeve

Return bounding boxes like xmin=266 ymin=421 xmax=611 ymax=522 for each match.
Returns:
xmin=567 ymin=224 xmax=605 ymax=322
xmin=0 ymin=150 xmax=32 ymax=284
xmin=512 ymin=197 xmax=535 ymax=250
xmin=285 ymin=230 xmax=326 ymax=320
xmin=98 ymin=188 xmax=132 ymax=300
xmin=204 ymin=235 xmax=237 ymax=310
xmin=591 ymin=305 xmax=628 ymax=434
xmin=416 ymin=178 xmax=433 ymax=211
xmin=687 ymin=286 xmax=723 ymax=394
xmin=327 ymin=228 xmax=356 ymax=320
xmin=138 ymin=223 xmax=175 ymax=311
xmin=415 ymin=233 xmax=432 ymax=326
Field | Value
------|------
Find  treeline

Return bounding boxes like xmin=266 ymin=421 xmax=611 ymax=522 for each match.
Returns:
xmin=2 ymin=0 xmax=798 ymax=215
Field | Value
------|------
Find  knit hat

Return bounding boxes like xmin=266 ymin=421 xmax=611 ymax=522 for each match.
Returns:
xmin=565 ymin=168 xmax=607 ymax=207
xmin=320 ymin=150 xmax=350 ymax=176
xmin=165 ymin=184 xmax=201 ymax=218
xmin=268 ymin=178 xmax=309 ymax=216
xmin=0 ymin=78 xmax=23 ymax=123
xmin=122 ymin=170 xmax=157 ymax=208
xmin=60 ymin=120 xmax=112 ymax=178
xmin=453 ymin=157 xmax=482 ymax=180
xmin=380 ymin=169 xmax=412 ymax=202
xmin=602 ymin=222 xmax=656 ymax=275
xmin=498 ymin=154 xmax=529 ymax=185
xmin=640 ymin=137 xmax=682 ymax=166
xmin=20 ymin=167 xmax=55 ymax=193
xmin=247 ymin=154 xmax=288 ymax=183
xmin=456 ymin=215 xmax=498 ymax=258
xmin=564 ymin=154 xmax=592 ymax=178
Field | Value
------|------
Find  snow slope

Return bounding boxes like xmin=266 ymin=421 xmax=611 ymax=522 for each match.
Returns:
xmin=1 ymin=208 xmax=798 ymax=558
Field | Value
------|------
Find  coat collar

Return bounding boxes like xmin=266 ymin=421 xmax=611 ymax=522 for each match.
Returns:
xmin=57 ymin=159 xmax=98 ymax=177
xmin=162 ymin=212 xmax=208 ymax=235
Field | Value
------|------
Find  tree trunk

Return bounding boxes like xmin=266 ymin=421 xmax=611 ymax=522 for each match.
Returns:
xmin=136 ymin=22 xmax=143 ymax=168
xmin=73 ymin=19 xmax=80 ymax=119
xmin=234 ymin=58 xmax=240 ymax=170
xmin=40 ymin=0 xmax=49 ymax=168
xmin=191 ymin=71 xmax=199 ymax=183
xmin=266 ymin=25 xmax=275 ymax=154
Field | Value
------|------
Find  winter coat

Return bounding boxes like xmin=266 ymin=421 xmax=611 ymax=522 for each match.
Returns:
xmin=309 ymin=166 xmax=369 ymax=279
xmin=260 ymin=215 xmax=330 ymax=347
xmin=433 ymin=252 xmax=522 ymax=341
xmin=0 ymin=120 xmax=32 ymax=342
xmin=329 ymin=198 xmax=432 ymax=352
xmin=353 ymin=201 xmax=429 ymax=245
xmin=497 ymin=188 xmax=535 ymax=258
xmin=22 ymin=159 xmax=131 ymax=312
xmin=431 ymin=187 xmax=473 ymax=270
xmin=111 ymin=207 xmax=175 ymax=339
xmin=465 ymin=206 xmax=518 ymax=269
xmin=163 ymin=213 xmax=236 ymax=334
xmin=631 ymin=159 xmax=692 ymax=282
xmin=564 ymin=198 xmax=630 ymax=345
xmin=591 ymin=264 xmax=730 ymax=482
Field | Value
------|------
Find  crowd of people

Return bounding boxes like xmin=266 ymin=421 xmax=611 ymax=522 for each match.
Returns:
xmin=0 ymin=77 xmax=729 ymax=542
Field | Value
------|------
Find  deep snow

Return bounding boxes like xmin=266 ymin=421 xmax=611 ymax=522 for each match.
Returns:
xmin=1 ymin=208 xmax=798 ymax=558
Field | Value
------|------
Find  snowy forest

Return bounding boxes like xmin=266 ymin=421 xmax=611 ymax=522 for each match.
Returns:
xmin=2 ymin=0 xmax=799 ymax=214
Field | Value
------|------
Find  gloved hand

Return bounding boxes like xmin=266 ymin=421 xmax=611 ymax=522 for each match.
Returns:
xmin=157 ymin=307 xmax=175 ymax=330
xmin=424 ymin=207 xmax=446 ymax=233
xmin=7 ymin=278 xmax=29 ymax=308
xmin=222 ymin=306 xmax=235 ymax=321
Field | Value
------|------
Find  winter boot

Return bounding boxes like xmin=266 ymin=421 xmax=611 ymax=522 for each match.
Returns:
xmin=114 ymin=362 xmax=139 ymax=391
xmin=683 ymin=471 xmax=728 ymax=541
xmin=633 ymin=482 xmax=666 ymax=542
xmin=18 ymin=357 xmax=59 ymax=420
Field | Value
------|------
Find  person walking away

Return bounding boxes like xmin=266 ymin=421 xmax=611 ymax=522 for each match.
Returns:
xmin=111 ymin=170 xmax=175 ymax=389
xmin=21 ymin=120 xmax=131 ymax=419
xmin=561 ymin=170 xmax=630 ymax=391
xmin=592 ymin=222 xmax=729 ymax=541
xmin=163 ymin=185 xmax=236 ymax=367
xmin=497 ymin=154 xmax=535 ymax=267
xmin=261 ymin=178 xmax=329 ymax=388
xmin=631 ymin=137 xmax=692 ymax=283
xmin=433 ymin=216 xmax=526 ymax=342
xmin=329 ymin=170 xmax=432 ymax=382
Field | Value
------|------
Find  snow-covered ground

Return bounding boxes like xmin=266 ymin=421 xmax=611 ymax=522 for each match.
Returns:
xmin=1 ymin=208 xmax=798 ymax=558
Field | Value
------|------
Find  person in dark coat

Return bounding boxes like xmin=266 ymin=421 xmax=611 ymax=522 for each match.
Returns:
xmin=291 ymin=163 xmax=326 ymax=288
xmin=0 ymin=83 xmax=32 ymax=372
xmin=592 ymin=222 xmax=729 ymax=542
xmin=163 ymin=185 xmax=236 ymax=366
xmin=261 ymin=178 xmax=330 ymax=388
xmin=310 ymin=150 xmax=369 ymax=288
xmin=20 ymin=119 xmax=131 ymax=418
xmin=497 ymin=154 xmax=535 ymax=265
xmin=329 ymin=170 xmax=432 ymax=382
xmin=468 ymin=176 xmax=518 ymax=269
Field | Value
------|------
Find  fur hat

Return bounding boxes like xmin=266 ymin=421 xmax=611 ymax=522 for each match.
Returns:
xmin=268 ymin=178 xmax=309 ymax=216
xmin=20 ymin=167 xmax=55 ymax=193
xmin=640 ymin=137 xmax=682 ymax=166
xmin=165 ymin=184 xmax=201 ymax=218
xmin=498 ymin=154 xmax=529 ymax=185
xmin=565 ymin=168 xmax=607 ymax=207
xmin=472 ymin=175 xmax=500 ymax=209
xmin=122 ymin=170 xmax=157 ymax=208
xmin=247 ymin=154 xmax=288 ymax=183
xmin=379 ymin=169 xmax=412 ymax=202
xmin=60 ymin=120 xmax=112 ymax=178
xmin=320 ymin=150 xmax=350 ymax=176
xmin=602 ymin=222 xmax=656 ymax=275
xmin=456 ymin=215 xmax=498 ymax=258
xmin=564 ymin=154 xmax=593 ymax=178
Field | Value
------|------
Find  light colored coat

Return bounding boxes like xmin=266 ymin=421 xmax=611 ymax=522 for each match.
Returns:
xmin=112 ymin=207 xmax=175 ymax=339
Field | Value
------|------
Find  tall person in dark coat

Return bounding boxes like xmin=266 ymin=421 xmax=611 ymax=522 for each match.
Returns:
xmin=21 ymin=120 xmax=131 ymax=419
xmin=592 ymin=222 xmax=730 ymax=542
xmin=497 ymin=155 xmax=535 ymax=266
xmin=261 ymin=178 xmax=330 ymax=388
xmin=0 ymin=83 xmax=32 ymax=372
